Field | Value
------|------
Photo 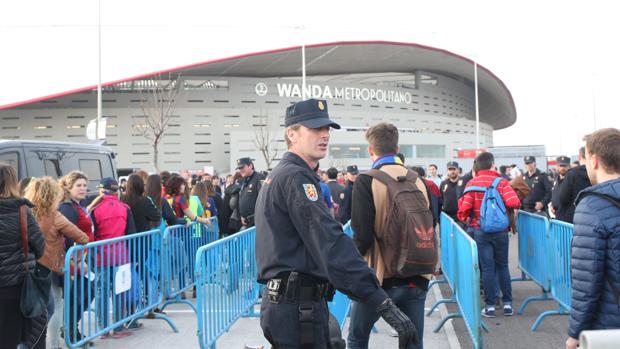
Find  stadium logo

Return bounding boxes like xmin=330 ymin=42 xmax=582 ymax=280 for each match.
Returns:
xmin=255 ymin=82 xmax=268 ymax=96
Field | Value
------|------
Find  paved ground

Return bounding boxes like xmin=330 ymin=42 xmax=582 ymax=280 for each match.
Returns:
xmin=54 ymin=286 xmax=457 ymax=349
xmin=50 ymin=233 xmax=568 ymax=348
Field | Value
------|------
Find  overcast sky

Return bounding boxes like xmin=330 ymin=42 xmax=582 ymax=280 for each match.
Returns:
xmin=1 ymin=0 xmax=618 ymax=156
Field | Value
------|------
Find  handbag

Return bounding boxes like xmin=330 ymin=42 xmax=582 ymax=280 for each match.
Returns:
xmin=19 ymin=204 xmax=52 ymax=318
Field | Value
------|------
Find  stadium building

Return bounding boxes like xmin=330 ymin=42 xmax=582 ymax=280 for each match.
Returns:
xmin=0 ymin=41 xmax=516 ymax=173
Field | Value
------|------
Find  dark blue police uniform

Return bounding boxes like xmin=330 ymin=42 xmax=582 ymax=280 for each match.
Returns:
xmin=521 ymin=156 xmax=552 ymax=213
xmin=255 ymin=99 xmax=391 ymax=349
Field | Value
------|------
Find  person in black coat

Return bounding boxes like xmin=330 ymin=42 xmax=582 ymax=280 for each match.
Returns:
xmin=0 ymin=164 xmax=46 ymax=348
xmin=557 ymin=149 xmax=592 ymax=223
xmin=123 ymin=174 xmax=161 ymax=233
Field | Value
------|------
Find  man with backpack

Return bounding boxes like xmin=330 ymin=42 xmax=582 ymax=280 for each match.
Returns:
xmin=349 ymin=122 xmax=436 ymax=349
xmin=457 ymin=152 xmax=521 ymax=317
xmin=566 ymin=128 xmax=620 ymax=349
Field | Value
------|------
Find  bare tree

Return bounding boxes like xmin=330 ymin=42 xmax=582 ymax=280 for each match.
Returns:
xmin=132 ymin=74 xmax=180 ymax=172
xmin=250 ymin=111 xmax=280 ymax=170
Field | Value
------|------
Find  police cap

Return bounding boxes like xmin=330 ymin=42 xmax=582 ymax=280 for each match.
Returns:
xmin=285 ymin=99 xmax=341 ymax=129
xmin=346 ymin=165 xmax=359 ymax=175
xmin=447 ymin=161 xmax=459 ymax=169
xmin=556 ymin=156 xmax=571 ymax=166
xmin=524 ymin=156 xmax=536 ymax=164
xmin=236 ymin=157 xmax=253 ymax=169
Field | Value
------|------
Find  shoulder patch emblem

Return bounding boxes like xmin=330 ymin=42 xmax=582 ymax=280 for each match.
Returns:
xmin=458 ymin=180 xmax=463 ymax=186
xmin=303 ymin=184 xmax=318 ymax=201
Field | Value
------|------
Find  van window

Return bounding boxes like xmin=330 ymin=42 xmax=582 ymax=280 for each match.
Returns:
xmin=0 ymin=152 xmax=19 ymax=175
xmin=44 ymin=159 xmax=61 ymax=179
xmin=79 ymin=159 xmax=103 ymax=184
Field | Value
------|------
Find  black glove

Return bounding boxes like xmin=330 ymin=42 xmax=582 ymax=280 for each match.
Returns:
xmin=377 ymin=298 xmax=419 ymax=349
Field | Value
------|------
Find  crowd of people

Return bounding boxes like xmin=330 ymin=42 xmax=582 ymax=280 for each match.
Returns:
xmin=0 ymin=160 xmax=277 ymax=348
xmin=1 ymin=94 xmax=618 ymax=349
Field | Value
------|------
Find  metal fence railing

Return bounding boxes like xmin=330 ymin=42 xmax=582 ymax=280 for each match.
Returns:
xmin=195 ymin=226 xmax=259 ymax=349
xmin=327 ymin=221 xmax=354 ymax=329
xmin=63 ymin=229 xmax=177 ymax=348
xmin=427 ymin=213 xmax=458 ymax=314
xmin=428 ymin=213 xmax=484 ymax=349
xmin=161 ymin=218 xmax=219 ymax=312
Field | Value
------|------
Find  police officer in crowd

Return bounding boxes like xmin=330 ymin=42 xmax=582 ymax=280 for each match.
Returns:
xmin=556 ymin=147 xmax=591 ymax=223
xmin=521 ymin=156 xmax=552 ymax=214
xmin=339 ymin=165 xmax=358 ymax=224
xmin=255 ymin=99 xmax=417 ymax=349
xmin=550 ymin=156 xmax=571 ymax=221
xmin=236 ymin=157 xmax=265 ymax=230
xmin=440 ymin=161 xmax=461 ymax=222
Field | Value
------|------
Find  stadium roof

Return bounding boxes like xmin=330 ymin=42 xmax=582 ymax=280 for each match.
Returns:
xmin=1 ymin=41 xmax=516 ymax=130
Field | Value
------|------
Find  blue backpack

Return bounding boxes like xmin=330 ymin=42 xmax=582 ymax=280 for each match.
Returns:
xmin=463 ymin=177 xmax=509 ymax=233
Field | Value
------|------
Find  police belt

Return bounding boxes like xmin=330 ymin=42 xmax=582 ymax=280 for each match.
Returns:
xmin=266 ymin=272 xmax=335 ymax=304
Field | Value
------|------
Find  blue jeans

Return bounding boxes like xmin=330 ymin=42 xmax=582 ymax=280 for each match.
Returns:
xmin=473 ymin=230 xmax=512 ymax=306
xmin=348 ymin=285 xmax=427 ymax=349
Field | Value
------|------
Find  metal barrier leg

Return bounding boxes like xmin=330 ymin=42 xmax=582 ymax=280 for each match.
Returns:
xmin=160 ymin=295 xmax=198 ymax=313
xmin=152 ymin=313 xmax=180 ymax=333
xmin=428 ymin=278 xmax=447 ymax=289
xmin=517 ymin=290 xmax=552 ymax=315
xmin=433 ymin=312 xmax=461 ymax=333
xmin=481 ymin=320 xmax=489 ymax=333
xmin=530 ymin=305 xmax=569 ymax=332
xmin=510 ymin=271 xmax=529 ymax=283
xmin=426 ymin=296 xmax=456 ymax=316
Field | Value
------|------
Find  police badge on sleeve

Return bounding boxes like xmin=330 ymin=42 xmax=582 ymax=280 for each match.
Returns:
xmin=303 ymin=184 xmax=318 ymax=201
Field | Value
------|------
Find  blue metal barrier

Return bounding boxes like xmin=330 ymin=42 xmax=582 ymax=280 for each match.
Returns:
xmin=63 ymin=229 xmax=177 ymax=348
xmin=328 ymin=222 xmax=354 ymax=328
xmin=430 ymin=213 xmax=484 ymax=349
xmin=162 ymin=218 xmax=219 ymax=312
xmin=513 ymin=211 xmax=554 ymax=316
xmin=529 ymin=220 xmax=573 ymax=331
xmin=195 ymin=227 xmax=259 ymax=349
xmin=427 ymin=214 xmax=457 ymax=315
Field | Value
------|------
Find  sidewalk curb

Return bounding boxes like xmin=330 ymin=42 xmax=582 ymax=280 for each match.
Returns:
xmin=432 ymin=284 xmax=462 ymax=349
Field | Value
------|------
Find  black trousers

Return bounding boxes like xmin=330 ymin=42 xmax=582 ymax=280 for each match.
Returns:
xmin=260 ymin=289 xmax=332 ymax=349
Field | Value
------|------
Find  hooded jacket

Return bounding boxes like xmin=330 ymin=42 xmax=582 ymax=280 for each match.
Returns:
xmin=568 ymin=177 xmax=620 ymax=338
xmin=0 ymin=198 xmax=45 ymax=292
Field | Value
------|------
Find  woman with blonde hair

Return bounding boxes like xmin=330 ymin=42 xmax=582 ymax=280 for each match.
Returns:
xmin=0 ymin=164 xmax=45 ymax=348
xmin=57 ymin=170 xmax=97 ymax=342
xmin=25 ymin=177 xmax=90 ymax=349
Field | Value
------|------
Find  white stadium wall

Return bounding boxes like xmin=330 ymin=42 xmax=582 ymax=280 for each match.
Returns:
xmin=0 ymin=72 xmax=495 ymax=174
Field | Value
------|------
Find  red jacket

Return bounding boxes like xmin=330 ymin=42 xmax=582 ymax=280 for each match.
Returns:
xmin=91 ymin=195 xmax=135 ymax=266
xmin=457 ymin=170 xmax=521 ymax=228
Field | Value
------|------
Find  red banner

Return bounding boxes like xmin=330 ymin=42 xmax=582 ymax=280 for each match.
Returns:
xmin=457 ymin=148 xmax=486 ymax=158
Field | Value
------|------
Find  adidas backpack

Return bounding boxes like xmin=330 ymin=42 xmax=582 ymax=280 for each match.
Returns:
xmin=366 ymin=169 xmax=437 ymax=278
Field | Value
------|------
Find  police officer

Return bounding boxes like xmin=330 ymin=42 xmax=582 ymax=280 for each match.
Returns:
xmin=255 ymin=99 xmax=417 ymax=349
xmin=440 ymin=161 xmax=461 ymax=222
xmin=556 ymin=147 xmax=591 ymax=223
xmin=521 ymin=156 xmax=552 ymax=214
xmin=339 ymin=165 xmax=358 ymax=224
xmin=550 ymin=156 xmax=571 ymax=220
xmin=236 ymin=157 xmax=265 ymax=230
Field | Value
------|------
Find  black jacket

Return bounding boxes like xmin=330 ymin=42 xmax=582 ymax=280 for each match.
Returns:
xmin=522 ymin=168 xmax=552 ymax=210
xmin=255 ymin=152 xmax=388 ymax=309
xmin=238 ymin=171 xmax=265 ymax=221
xmin=0 ymin=198 xmax=45 ymax=290
xmin=339 ymin=182 xmax=354 ymax=224
xmin=126 ymin=196 xmax=161 ymax=233
xmin=440 ymin=178 xmax=460 ymax=215
xmin=557 ymin=165 xmax=591 ymax=223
